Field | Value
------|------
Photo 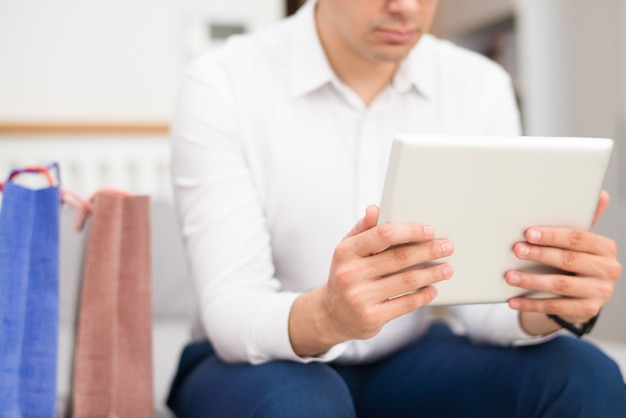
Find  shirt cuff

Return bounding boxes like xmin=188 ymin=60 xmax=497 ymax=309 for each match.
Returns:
xmin=247 ymin=291 xmax=347 ymax=364
xmin=499 ymin=305 xmax=567 ymax=347
xmin=451 ymin=303 xmax=566 ymax=347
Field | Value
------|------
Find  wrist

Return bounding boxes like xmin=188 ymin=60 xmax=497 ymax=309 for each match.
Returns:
xmin=519 ymin=311 xmax=562 ymax=336
xmin=547 ymin=311 xmax=601 ymax=337
xmin=288 ymin=286 xmax=344 ymax=357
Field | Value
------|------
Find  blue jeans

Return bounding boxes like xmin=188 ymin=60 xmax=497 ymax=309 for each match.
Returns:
xmin=167 ymin=323 xmax=626 ymax=417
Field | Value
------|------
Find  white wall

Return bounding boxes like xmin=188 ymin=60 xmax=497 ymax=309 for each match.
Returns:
xmin=516 ymin=0 xmax=626 ymax=342
xmin=0 ymin=0 xmax=283 ymax=122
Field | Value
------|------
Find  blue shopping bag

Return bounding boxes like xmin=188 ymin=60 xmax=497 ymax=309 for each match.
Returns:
xmin=0 ymin=166 xmax=61 ymax=418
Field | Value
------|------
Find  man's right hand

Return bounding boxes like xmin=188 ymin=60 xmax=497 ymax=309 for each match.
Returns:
xmin=288 ymin=205 xmax=453 ymax=357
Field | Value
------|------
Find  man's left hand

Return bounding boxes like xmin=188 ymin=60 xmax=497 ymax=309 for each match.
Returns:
xmin=506 ymin=190 xmax=622 ymax=333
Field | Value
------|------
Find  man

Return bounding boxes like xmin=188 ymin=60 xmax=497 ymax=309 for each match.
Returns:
xmin=167 ymin=0 xmax=626 ymax=416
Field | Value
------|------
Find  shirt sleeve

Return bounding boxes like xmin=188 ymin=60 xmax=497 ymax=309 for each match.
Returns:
xmin=170 ymin=53 xmax=344 ymax=364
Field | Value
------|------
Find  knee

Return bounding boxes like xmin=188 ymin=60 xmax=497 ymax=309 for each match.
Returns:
xmin=542 ymin=337 xmax=624 ymax=386
xmin=251 ymin=362 xmax=355 ymax=418
xmin=169 ymin=353 xmax=356 ymax=418
xmin=519 ymin=337 xmax=626 ymax=416
xmin=559 ymin=339 xmax=626 ymax=406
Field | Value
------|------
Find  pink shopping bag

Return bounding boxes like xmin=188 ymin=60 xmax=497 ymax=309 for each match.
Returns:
xmin=70 ymin=191 xmax=154 ymax=417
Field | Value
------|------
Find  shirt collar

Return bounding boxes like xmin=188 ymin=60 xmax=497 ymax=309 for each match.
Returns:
xmin=390 ymin=34 xmax=436 ymax=99
xmin=289 ymin=0 xmax=435 ymax=100
xmin=289 ymin=0 xmax=336 ymax=98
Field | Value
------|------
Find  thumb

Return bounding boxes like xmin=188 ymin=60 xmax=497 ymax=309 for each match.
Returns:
xmin=344 ymin=205 xmax=380 ymax=238
xmin=592 ymin=190 xmax=610 ymax=226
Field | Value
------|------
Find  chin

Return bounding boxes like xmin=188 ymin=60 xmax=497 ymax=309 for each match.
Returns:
xmin=371 ymin=47 xmax=414 ymax=63
xmin=367 ymin=38 xmax=420 ymax=63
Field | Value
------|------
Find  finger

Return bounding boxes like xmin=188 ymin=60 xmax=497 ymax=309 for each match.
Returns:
xmin=344 ymin=205 xmax=380 ymax=239
xmin=508 ymin=295 xmax=601 ymax=324
xmin=593 ymin=190 xmax=610 ymax=226
xmin=372 ymin=263 xmax=453 ymax=301
xmin=513 ymin=242 xmax=620 ymax=279
xmin=362 ymin=239 xmax=453 ymax=278
xmin=505 ymin=271 xmax=612 ymax=300
xmin=348 ymin=221 xmax=436 ymax=257
xmin=377 ymin=285 xmax=439 ymax=320
xmin=523 ymin=226 xmax=618 ymax=257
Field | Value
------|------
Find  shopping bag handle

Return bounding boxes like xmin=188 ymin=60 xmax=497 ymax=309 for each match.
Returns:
xmin=0 ymin=164 xmax=135 ymax=231
xmin=0 ymin=163 xmax=89 ymax=229
xmin=69 ymin=188 xmax=134 ymax=230
xmin=0 ymin=163 xmax=59 ymax=192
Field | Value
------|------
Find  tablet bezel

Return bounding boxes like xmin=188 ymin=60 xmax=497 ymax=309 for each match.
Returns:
xmin=378 ymin=133 xmax=613 ymax=306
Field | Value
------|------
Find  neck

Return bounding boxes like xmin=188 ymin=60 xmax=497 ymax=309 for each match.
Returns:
xmin=315 ymin=11 xmax=397 ymax=105
xmin=330 ymin=47 xmax=397 ymax=106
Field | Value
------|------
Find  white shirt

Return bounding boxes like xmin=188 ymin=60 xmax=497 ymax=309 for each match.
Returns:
xmin=171 ymin=0 xmax=555 ymax=365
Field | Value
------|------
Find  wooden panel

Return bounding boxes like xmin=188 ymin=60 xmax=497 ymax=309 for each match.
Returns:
xmin=0 ymin=122 xmax=169 ymax=135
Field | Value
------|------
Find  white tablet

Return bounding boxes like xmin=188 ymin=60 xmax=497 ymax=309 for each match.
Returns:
xmin=378 ymin=133 xmax=613 ymax=306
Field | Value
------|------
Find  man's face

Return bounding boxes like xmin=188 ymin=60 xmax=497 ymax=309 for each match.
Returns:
xmin=316 ymin=0 xmax=439 ymax=64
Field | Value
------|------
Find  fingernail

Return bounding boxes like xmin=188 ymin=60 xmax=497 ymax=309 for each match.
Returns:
xmin=443 ymin=264 xmax=454 ymax=278
xmin=441 ymin=242 xmax=452 ymax=254
xmin=518 ymin=244 xmax=530 ymax=258
xmin=508 ymin=272 xmax=520 ymax=285
xmin=528 ymin=229 xmax=542 ymax=243
xmin=424 ymin=225 xmax=434 ymax=237
xmin=509 ymin=300 xmax=520 ymax=309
